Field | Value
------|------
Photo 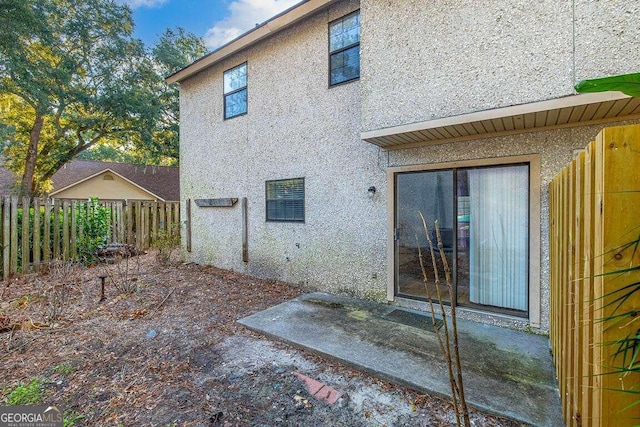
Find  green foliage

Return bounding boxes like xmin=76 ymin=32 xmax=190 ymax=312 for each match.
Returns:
xmin=154 ymin=223 xmax=180 ymax=265
xmin=575 ymin=73 xmax=640 ymax=98
xmin=76 ymin=197 xmax=111 ymax=265
xmin=51 ymin=363 xmax=75 ymax=376
xmin=143 ymin=28 xmax=207 ymax=165
xmin=0 ymin=0 xmax=162 ymax=195
xmin=5 ymin=377 xmax=44 ymax=405
xmin=0 ymin=4 xmax=207 ymax=194
xmin=76 ymin=145 xmax=147 ymax=165
xmin=63 ymin=410 xmax=84 ymax=427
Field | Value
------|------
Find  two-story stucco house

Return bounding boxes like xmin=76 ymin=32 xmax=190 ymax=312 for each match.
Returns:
xmin=167 ymin=0 xmax=640 ymax=333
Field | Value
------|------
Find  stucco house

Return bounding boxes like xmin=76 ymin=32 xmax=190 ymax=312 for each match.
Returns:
xmin=168 ymin=0 xmax=640 ymax=333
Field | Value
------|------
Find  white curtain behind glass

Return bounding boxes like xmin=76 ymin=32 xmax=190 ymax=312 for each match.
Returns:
xmin=468 ymin=166 xmax=528 ymax=311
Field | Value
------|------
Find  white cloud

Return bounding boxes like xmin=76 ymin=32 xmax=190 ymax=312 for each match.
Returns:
xmin=204 ymin=0 xmax=301 ymax=49
xmin=118 ymin=0 xmax=168 ymax=9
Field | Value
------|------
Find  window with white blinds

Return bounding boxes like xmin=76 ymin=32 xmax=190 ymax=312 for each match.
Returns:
xmin=265 ymin=178 xmax=305 ymax=222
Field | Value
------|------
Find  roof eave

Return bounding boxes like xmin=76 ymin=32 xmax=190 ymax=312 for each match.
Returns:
xmin=50 ymin=168 xmax=166 ymax=202
xmin=362 ymin=92 xmax=640 ymax=149
xmin=166 ymin=0 xmax=335 ymax=84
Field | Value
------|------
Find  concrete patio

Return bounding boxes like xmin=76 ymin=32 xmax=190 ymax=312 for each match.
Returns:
xmin=239 ymin=292 xmax=563 ymax=426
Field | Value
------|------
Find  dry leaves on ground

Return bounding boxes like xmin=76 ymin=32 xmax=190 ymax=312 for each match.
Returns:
xmin=0 ymin=251 xmax=525 ymax=427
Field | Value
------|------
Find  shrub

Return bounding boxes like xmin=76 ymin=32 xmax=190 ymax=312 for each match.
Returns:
xmin=5 ymin=377 xmax=44 ymax=405
xmin=76 ymin=197 xmax=111 ymax=265
xmin=154 ymin=223 xmax=180 ymax=265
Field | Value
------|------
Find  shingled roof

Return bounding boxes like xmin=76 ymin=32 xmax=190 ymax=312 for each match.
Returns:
xmin=50 ymin=160 xmax=180 ymax=201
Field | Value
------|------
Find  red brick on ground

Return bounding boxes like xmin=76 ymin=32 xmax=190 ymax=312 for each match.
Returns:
xmin=292 ymin=371 xmax=343 ymax=405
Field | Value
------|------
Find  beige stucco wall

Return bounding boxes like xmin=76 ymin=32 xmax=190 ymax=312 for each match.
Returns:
xmin=180 ymin=0 xmax=390 ymax=299
xmin=360 ymin=0 xmax=640 ymax=132
xmin=53 ymin=172 xmax=157 ymax=200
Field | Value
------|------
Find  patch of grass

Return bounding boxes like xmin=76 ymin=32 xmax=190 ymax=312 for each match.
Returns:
xmin=52 ymin=363 xmax=75 ymax=376
xmin=6 ymin=377 xmax=44 ymax=405
xmin=63 ymin=409 xmax=85 ymax=427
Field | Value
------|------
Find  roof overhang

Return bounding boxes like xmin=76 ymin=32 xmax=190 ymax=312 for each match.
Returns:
xmin=50 ymin=168 xmax=166 ymax=201
xmin=361 ymin=92 xmax=640 ymax=149
xmin=166 ymin=0 xmax=334 ymax=84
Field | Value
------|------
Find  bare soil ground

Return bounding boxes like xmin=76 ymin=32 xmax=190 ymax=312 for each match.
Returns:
xmin=0 ymin=251 xmax=526 ymax=426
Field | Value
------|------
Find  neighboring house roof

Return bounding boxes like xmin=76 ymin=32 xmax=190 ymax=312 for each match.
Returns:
xmin=50 ymin=160 xmax=180 ymax=201
xmin=166 ymin=0 xmax=332 ymax=84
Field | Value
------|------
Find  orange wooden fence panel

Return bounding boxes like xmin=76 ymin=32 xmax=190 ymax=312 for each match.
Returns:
xmin=550 ymin=124 xmax=640 ymax=426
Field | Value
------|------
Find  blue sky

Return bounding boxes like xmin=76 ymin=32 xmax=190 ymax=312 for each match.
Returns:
xmin=120 ymin=0 xmax=301 ymax=50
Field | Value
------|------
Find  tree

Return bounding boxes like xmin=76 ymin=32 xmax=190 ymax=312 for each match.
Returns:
xmin=144 ymin=28 xmax=207 ymax=164
xmin=70 ymin=28 xmax=206 ymax=167
xmin=0 ymin=0 xmax=161 ymax=196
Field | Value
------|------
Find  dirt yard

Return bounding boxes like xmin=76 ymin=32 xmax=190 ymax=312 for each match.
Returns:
xmin=0 ymin=252 xmax=525 ymax=426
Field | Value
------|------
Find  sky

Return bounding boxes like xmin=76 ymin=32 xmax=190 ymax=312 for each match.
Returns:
xmin=119 ymin=0 xmax=301 ymax=50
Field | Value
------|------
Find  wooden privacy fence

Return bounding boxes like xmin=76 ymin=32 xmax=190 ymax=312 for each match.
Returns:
xmin=549 ymin=124 xmax=640 ymax=427
xmin=0 ymin=198 xmax=180 ymax=280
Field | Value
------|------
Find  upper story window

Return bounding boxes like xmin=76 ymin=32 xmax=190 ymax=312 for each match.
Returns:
xmin=266 ymin=178 xmax=305 ymax=222
xmin=329 ymin=10 xmax=360 ymax=86
xmin=223 ymin=62 xmax=247 ymax=119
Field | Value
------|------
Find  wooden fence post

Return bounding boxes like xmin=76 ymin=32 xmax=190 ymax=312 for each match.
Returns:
xmin=10 ymin=196 xmax=18 ymax=275
xmin=21 ymin=197 xmax=30 ymax=273
xmin=43 ymin=198 xmax=51 ymax=265
xmin=70 ymin=200 xmax=77 ymax=260
xmin=33 ymin=198 xmax=40 ymax=272
xmin=2 ymin=197 xmax=8 ymax=280
xmin=62 ymin=200 xmax=70 ymax=261
xmin=52 ymin=199 xmax=60 ymax=260
xmin=186 ymin=199 xmax=191 ymax=253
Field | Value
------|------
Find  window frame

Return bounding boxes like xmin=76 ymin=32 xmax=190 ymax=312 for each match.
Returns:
xmin=265 ymin=177 xmax=305 ymax=223
xmin=386 ymin=154 xmax=542 ymax=326
xmin=328 ymin=10 xmax=361 ymax=87
xmin=223 ymin=62 xmax=248 ymax=120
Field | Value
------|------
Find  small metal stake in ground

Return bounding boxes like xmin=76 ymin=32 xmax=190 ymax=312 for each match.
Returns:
xmin=98 ymin=275 xmax=107 ymax=302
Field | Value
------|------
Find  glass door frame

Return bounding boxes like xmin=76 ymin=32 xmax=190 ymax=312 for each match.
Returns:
xmin=385 ymin=154 xmax=542 ymax=326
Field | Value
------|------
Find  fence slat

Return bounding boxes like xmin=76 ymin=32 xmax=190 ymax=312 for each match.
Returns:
xmin=52 ymin=199 xmax=60 ymax=260
xmin=2 ymin=197 xmax=8 ymax=280
xmin=21 ymin=197 xmax=30 ymax=273
xmin=173 ymin=202 xmax=180 ymax=232
xmin=43 ymin=198 xmax=51 ymax=264
xmin=33 ymin=198 xmax=40 ymax=272
xmin=70 ymin=201 xmax=77 ymax=260
xmin=151 ymin=201 xmax=158 ymax=244
xmin=62 ymin=200 xmax=70 ymax=261
xmin=10 ymin=196 xmax=18 ymax=275
xmin=572 ymin=152 xmax=584 ymax=426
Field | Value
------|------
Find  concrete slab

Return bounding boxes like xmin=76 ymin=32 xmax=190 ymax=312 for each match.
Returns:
xmin=238 ymin=292 xmax=563 ymax=427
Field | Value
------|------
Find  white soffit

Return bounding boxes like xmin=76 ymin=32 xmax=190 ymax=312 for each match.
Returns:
xmin=361 ymin=92 xmax=640 ymax=149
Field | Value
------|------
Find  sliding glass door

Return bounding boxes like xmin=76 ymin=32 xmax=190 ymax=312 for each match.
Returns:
xmin=395 ymin=163 xmax=529 ymax=316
